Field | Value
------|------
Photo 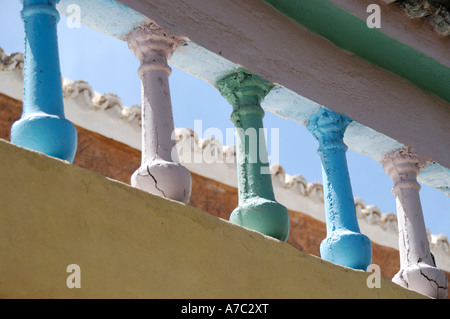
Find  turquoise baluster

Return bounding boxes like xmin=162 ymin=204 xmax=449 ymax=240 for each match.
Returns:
xmin=11 ymin=0 xmax=77 ymax=162
xmin=307 ymin=108 xmax=372 ymax=270
xmin=217 ymin=69 xmax=289 ymax=241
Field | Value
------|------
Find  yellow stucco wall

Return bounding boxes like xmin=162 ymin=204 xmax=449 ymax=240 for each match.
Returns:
xmin=0 ymin=138 xmax=426 ymax=298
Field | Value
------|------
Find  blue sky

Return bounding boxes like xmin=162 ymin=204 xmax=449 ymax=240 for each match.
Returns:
xmin=1 ymin=1 xmax=448 ymax=239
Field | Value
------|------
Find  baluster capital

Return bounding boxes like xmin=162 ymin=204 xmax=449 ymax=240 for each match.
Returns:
xmin=382 ymin=147 xmax=423 ymax=196
xmin=21 ymin=0 xmax=60 ymax=22
xmin=306 ymin=108 xmax=351 ymax=153
xmin=127 ymin=22 xmax=185 ymax=77
xmin=216 ymin=69 xmax=273 ymax=111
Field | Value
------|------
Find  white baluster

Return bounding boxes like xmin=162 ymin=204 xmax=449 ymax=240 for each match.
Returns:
xmin=127 ymin=22 xmax=191 ymax=203
xmin=383 ymin=147 xmax=447 ymax=298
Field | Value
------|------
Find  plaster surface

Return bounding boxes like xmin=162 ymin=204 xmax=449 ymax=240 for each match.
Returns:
xmin=330 ymin=0 xmax=450 ymax=66
xmin=0 ymin=137 xmax=427 ymax=299
xmin=264 ymin=0 xmax=450 ymax=101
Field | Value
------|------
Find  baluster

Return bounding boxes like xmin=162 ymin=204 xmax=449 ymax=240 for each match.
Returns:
xmin=216 ymin=69 xmax=289 ymax=241
xmin=127 ymin=22 xmax=191 ymax=203
xmin=11 ymin=0 xmax=77 ymax=162
xmin=306 ymin=108 xmax=372 ymax=270
xmin=382 ymin=147 xmax=447 ymax=298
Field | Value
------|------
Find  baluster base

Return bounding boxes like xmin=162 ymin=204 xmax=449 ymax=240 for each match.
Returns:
xmin=320 ymin=230 xmax=372 ymax=270
xmin=230 ymin=197 xmax=289 ymax=242
xmin=393 ymin=263 xmax=448 ymax=299
xmin=131 ymin=158 xmax=191 ymax=204
xmin=11 ymin=113 xmax=77 ymax=163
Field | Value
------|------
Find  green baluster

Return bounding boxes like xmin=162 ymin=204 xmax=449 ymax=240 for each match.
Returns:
xmin=217 ymin=69 xmax=289 ymax=241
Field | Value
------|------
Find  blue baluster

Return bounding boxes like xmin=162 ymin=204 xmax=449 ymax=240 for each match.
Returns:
xmin=307 ymin=108 xmax=372 ymax=270
xmin=11 ymin=0 xmax=77 ymax=162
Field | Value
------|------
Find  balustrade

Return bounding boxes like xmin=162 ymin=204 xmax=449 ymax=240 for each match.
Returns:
xmin=6 ymin=1 xmax=448 ymax=298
